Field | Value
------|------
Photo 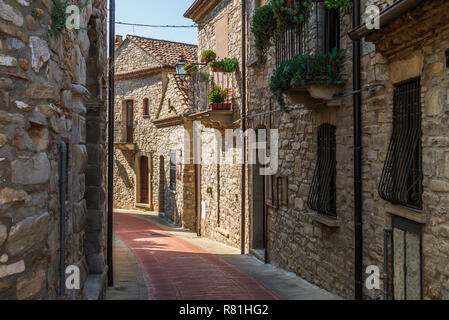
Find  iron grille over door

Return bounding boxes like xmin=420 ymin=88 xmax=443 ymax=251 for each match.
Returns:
xmin=379 ymin=78 xmax=422 ymax=210
xmin=391 ymin=215 xmax=423 ymax=300
xmin=308 ymin=124 xmax=336 ymax=217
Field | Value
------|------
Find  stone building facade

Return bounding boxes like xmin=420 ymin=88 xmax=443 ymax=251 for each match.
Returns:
xmin=185 ymin=0 xmax=245 ymax=249
xmin=244 ymin=0 xmax=449 ymax=300
xmin=0 ymin=0 xmax=108 ymax=299
xmin=113 ymin=35 xmax=198 ymax=230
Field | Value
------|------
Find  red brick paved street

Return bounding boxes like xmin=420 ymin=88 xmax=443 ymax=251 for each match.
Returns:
xmin=114 ymin=213 xmax=280 ymax=300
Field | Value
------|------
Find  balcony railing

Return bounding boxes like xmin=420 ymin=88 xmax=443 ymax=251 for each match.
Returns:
xmin=187 ymin=65 xmax=233 ymax=113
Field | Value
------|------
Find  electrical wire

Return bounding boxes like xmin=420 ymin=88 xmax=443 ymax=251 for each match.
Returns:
xmin=112 ymin=21 xmax=199 ymax=28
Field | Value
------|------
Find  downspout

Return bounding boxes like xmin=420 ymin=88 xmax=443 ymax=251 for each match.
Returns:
xmin=107 ymin=0 xmax=116 ymax=287
xmin=59 ymin=141 xmax=67 ymax=297
xmin=352 ymin=0 xmax=363 ymax=300
xmin=241 ymin=0 xmax=247 ymax=255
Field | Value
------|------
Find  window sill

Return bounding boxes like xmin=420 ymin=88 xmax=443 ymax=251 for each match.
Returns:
xmin=305 ymin=212 xmax=340 ymax=228
xmin=385 ymin=204 xmax=426 ymax=224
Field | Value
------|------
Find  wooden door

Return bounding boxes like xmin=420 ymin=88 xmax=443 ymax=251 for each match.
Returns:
xmin=126 ymin=101 xmax=133 ymax=142
xmin=140 ymin=156 xmax=149 ymax=204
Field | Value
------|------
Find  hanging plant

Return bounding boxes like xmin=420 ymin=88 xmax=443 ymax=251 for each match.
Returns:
xmin=270 ymin=48 xmax=346 ymax=111
xmin=201 ymin=50 xmax=217 ymax=64
xmin=270 ymin=0 xmax=314 ymax=34
xmin=251 ymin=4 xmax=276 ymax=63
xmin=323 ymin=0 xmax=350 ymax=9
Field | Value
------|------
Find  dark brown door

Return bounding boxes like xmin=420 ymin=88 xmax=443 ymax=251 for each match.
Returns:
xmin=195 ymin=164 xmax=201 ymax=236
xmin=126 ymin=101 xmax=133 ymax=142
xmin=140 ymin=156 xmax=149 ymax=204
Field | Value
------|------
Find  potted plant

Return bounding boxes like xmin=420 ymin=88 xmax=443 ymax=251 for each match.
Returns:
xmin=201 ymin=50 xmax=217 ymax=64
xmin=208 ymin=58 xmax=239 ymax=73
xmin=207 ymin=85 xmax=232 ymax=110
xmin=208 ymin=60 xmax=223 ymax=72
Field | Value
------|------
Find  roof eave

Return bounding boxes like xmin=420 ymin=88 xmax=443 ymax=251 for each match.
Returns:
xmin=348 ymin=0 xmax=425 ymax=41
xmin=184 ymin=0 xmax=220 ymax=23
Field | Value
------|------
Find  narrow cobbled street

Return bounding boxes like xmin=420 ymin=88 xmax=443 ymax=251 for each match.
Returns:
xmin=106 ymin=212 xmax=340 ymax=300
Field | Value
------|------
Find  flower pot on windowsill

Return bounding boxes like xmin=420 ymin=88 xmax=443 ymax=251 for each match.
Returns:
xmin=210 ymin=102 xmax=232 ymax=110
xmin=211 ymin=67 xmax=223 ymax=73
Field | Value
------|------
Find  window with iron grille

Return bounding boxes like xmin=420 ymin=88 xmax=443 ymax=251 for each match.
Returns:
xmin=379 ymin=79 xmax=422 ymax=210
xmin=169 ymin=150 xmax=177 ymax=191
xmin=308 ymin=124 xmax=336 ymax=217
xmin=275 ymin=23 xmax=302 ymax=68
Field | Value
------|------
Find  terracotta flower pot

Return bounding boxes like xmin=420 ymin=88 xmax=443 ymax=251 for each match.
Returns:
xmin=210 ymin=103 xmax=232 ymax=110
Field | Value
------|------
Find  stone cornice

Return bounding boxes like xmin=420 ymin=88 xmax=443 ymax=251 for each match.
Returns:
xmin=152 ymin=115 xmax=184 ymax=128
xmin=184 ymin=0 xmax=220 ymax=23
xmin=365 ymin=0 xmax=449 ymax=58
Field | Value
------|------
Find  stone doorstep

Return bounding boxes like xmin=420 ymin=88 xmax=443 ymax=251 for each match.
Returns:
xmin=304 ymin=212 xmax=340 ymax=228
xmin=84 ymin=268 xmax=108 ymax=300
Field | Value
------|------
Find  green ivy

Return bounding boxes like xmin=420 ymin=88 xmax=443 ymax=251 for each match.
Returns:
xmin=270 ymin=48 xmax=346 ymax=111
xmin=251 ymin=4 xmax=276 ymax=63
xmin=49 ymin=0 xmax=70 ymax=36
xmin=324 ymin=0 xmax=350 ymax=9
xmin=49 ymin=0 xmax=90 ymax=36
xmin=270 ymin=0 xmax=314 ymax=35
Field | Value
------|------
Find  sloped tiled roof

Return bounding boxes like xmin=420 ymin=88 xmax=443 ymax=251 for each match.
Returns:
xmin=169 ymin=74 xmax=192 ymax=110
xmin=127 ymin=35 xmax=198 ymax=67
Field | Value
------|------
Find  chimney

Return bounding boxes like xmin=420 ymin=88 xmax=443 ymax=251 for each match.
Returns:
xmin=115 ymin=35 xmax=123 ymax=47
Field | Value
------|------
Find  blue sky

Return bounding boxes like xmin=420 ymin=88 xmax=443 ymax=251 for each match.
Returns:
xmin=112 ymin=0 xmax=198 ymax=45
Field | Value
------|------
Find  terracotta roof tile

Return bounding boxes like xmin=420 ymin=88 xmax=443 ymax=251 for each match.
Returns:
xmin=127 ymin=35 xmax=198 ymax=67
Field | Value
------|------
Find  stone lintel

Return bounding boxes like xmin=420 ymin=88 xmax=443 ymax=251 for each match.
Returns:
xmin=385 ymin=204 xmax=426 ymax=224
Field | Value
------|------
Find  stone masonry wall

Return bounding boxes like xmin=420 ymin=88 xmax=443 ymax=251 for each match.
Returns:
xmin=0 ymin=0 xmax=107 ymax=299
xmin=194 ymin=0 xmax=246 ymax=249
xmin=246 ymin=0 xmax=449 ymax=300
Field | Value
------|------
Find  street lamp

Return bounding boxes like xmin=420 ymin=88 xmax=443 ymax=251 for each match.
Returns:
xmin=175 ymin=55 xmax=187 ymax=77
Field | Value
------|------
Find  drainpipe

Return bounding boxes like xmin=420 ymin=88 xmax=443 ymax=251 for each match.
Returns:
xmin=352 ymin=0 xmax=363 ymax=300
xmin=241 ymin=0 xmax=247 ymax=255
xmin=107 ymin=0 xmax=116 ymax=287
xmin=383 ymin=226 xmax=393 ymax=300
xmin=59 ymin=141 xmax=67 ymax=297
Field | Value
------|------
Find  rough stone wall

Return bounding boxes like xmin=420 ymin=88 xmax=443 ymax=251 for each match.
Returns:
xmin=0 ymin=0 xmax=107 ymax=299
xmin=247 ymin=0 xmax=449 ymax=300
xmin=193 ymin=0 xmax=245 ymax=249
xmin=115 ymin=40 xmax=161 ymax=75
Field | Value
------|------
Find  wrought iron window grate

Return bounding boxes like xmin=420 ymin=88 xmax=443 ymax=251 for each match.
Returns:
xmin=379 ymin=78 xmax=422 ymax=210
xmin=308 ymin=124 xmax=337 ymax=217
xmin=275 ymin=23 xmax=303 ymax=68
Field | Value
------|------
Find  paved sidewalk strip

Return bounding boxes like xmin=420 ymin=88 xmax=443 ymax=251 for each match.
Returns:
xmin=113 ymin=213 xmax=280 ymax=300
